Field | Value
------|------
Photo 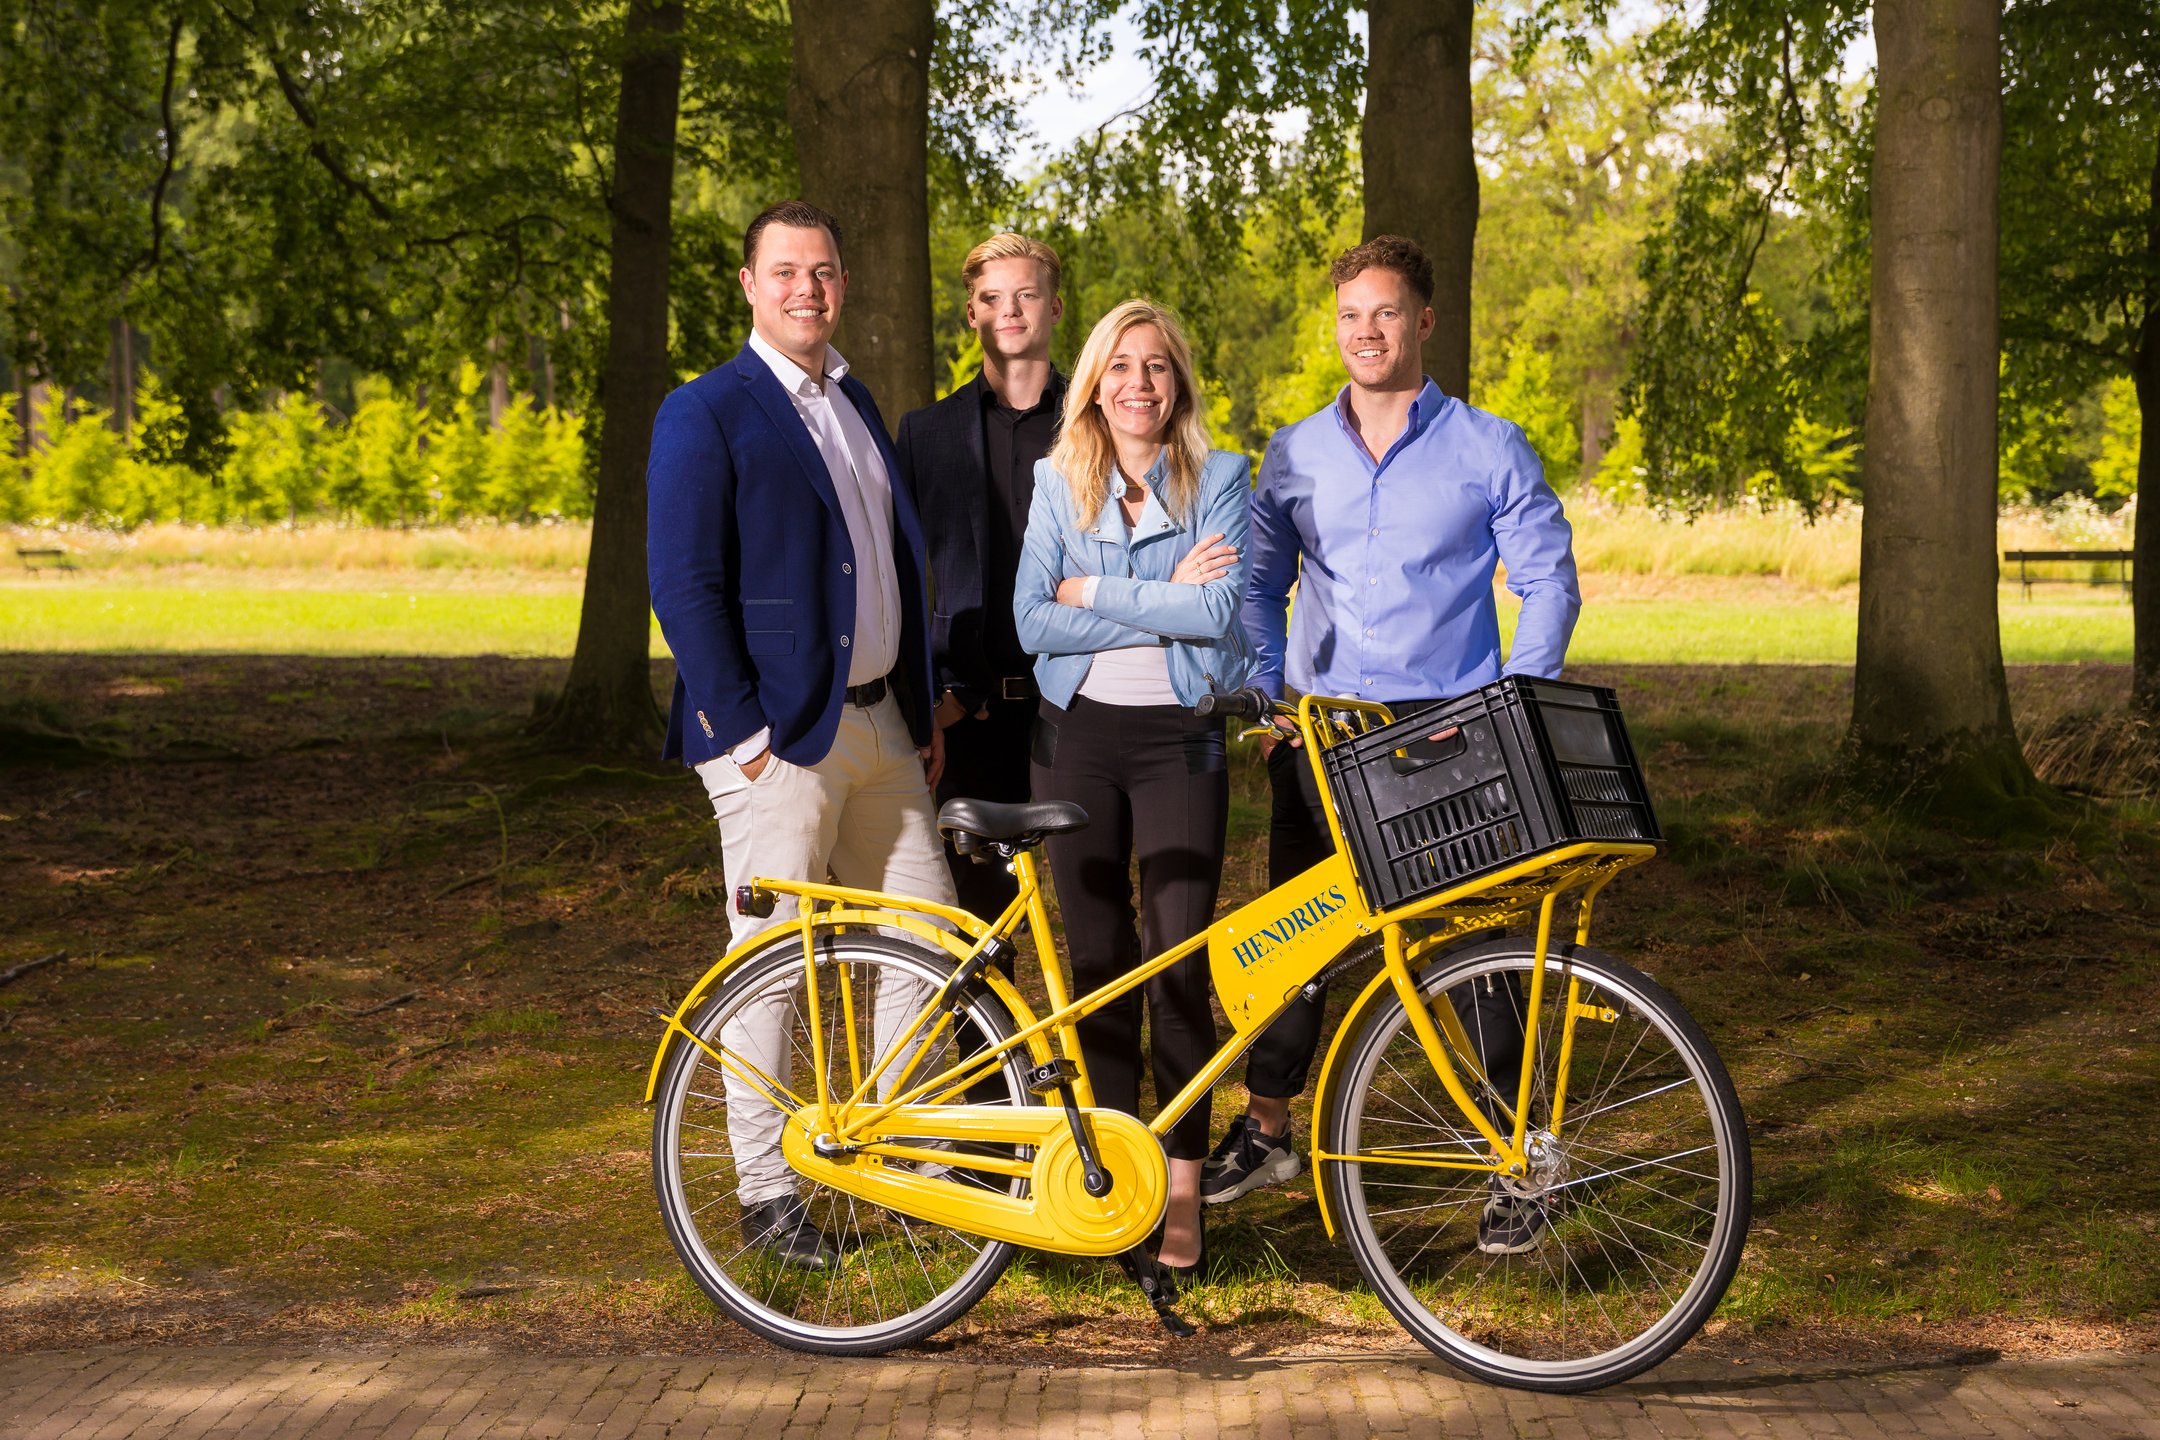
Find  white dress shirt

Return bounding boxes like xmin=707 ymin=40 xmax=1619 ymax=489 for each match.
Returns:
xmin=728 ymin=330 xmax=904 ymax=764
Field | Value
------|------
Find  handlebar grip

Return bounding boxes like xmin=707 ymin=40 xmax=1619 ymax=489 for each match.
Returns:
xmin=1193 ymin=687 xmax=1270 ymax=720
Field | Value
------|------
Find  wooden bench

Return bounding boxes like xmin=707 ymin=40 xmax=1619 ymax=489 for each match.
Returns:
xmin=15 ymin=546 xmax=77 ymax=575
xmin=2002 ymin=548 xmax=2132 ymax=599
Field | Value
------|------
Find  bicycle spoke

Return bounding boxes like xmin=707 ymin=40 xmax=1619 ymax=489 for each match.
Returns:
xmin=1334 ymin=949 xmax=1747 ymax=1387
xmin=655 ymin=937 xmax=1027 ymax=1352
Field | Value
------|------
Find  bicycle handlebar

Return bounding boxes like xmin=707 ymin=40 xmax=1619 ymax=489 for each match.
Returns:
xmin=1192 ymin=687 xmax=1276 ymax=720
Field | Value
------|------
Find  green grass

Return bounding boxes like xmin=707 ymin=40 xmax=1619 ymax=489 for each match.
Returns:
xmin=0 ymin=581 xmax=662 ymax=657
xmin=0 ymin=577 xmax=2132 ymax=663
xmin=1551 ymin=591 xmax=2130 ymax=665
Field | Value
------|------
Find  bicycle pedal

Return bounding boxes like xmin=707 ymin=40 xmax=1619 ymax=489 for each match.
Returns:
xmin=1024 ymin=1059 xmax=1081 ymax=1095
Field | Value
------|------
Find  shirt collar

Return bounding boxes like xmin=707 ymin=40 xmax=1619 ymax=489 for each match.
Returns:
xmin=749 ymin=328 xmax=849 ymax=396
xmin=977 ymin=365 xmax=1064 ymax=417
xmin=1332 ymin=377 xmax=1446 ymax=452
xmin=1087 ymin=450 xmax=1174 ymax=536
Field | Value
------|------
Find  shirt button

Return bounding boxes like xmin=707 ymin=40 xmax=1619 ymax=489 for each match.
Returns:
xmin=1370 ymin=528 xmax=1379 ymax=537
xmin=1365 ymin=628 xmax=1375 ymax=637
xmin=1363 ymin=677 xmax=1373 ymax=686
xmin=842 ymin=562 xmax=852 ymax=575
xmin=840 ymin=635 xmax=851 ymax=648
xmin=1368 ymin=577 xmax=1377 ymax=586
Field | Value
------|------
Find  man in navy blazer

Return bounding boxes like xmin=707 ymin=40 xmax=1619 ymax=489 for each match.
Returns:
xmin=646 ymin=199 xmax=955 ymax=1272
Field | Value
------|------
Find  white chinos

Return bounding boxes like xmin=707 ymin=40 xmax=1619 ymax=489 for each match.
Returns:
xmin=695 ymin=693 xmax=954 ymax=1208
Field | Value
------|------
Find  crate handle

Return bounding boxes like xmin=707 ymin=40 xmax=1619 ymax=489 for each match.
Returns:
xmin=1387 ymin=724 xmax=1468 ymax=774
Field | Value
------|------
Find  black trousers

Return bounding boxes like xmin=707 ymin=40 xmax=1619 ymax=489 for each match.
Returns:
xmin=1243 ymin=723 xmax=1526 ymax=1109
xmin=1031 ymin=697 xmax=1226 ymax=1162
xmin=935 ymin=692 xmax=1039 ymax=924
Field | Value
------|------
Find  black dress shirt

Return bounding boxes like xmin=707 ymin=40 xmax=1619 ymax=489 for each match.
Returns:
xmin=979 ymin=382 xmax=1060 ymax=676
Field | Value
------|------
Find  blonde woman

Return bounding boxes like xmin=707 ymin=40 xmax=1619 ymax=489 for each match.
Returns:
xmin=1013 ymin=299 xmax=1254 ymax=1280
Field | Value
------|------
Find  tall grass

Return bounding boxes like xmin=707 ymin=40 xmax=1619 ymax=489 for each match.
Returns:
xmin=1567 ymin=492 xmax=2133 ymax=589
xmin=7 ymin=494 xmax=2136 ymax=585
xmin=6 ymin=521 xmax=592 ymax=573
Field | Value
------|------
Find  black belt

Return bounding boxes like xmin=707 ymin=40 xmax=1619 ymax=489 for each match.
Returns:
xmin=994 ymin=675 xmax=1038 ymax=702
xmin=844 ymin=673 xmax=891 ymax=708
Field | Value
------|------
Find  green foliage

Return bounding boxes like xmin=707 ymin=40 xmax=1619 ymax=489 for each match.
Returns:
xmin=10 ymin=371 xmax=589 ymax=530
xmin=1590 ymin=413 xmax=1646 ymax=503
xmin=1471 ymin=21 xmax=1685 ymax=463
xmin=1621 ymin=6 xmax=1871 ymax=512
xmin=429 ymin=365 xmax=492 ymax=522
xmin=1999 ymin=0 xmax=2159 ymax=494
xmin=1252 ymin=290 xmax=1344 ymax=440
xmin=1776 ymin=418 xmax=1858 ymax=511
xmin=1481 ymin=340 xmax=1578 ymax=486
xmin=28 ymin=394 xmax=126 ymax=523
xmin=0 ymin=396 xmax=24 ymax=522
xmin=2093 ymin=378 xmax=2142 ymax=503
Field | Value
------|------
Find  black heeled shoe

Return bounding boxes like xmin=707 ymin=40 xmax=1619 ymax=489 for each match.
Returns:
xmin=1153 ymin=1207 xmax=1207 ymax=1286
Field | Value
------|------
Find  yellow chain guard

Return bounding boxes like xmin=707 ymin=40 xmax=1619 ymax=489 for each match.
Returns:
xmin=778 ymin=1104 xmax=1167 ymax=1257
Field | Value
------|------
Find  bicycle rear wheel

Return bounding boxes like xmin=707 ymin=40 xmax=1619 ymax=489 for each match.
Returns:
xmin=652 ymin=931 xmax=1034 ymax=1354
xmin=1324 ymin=937 xmax=1749 ymax=1392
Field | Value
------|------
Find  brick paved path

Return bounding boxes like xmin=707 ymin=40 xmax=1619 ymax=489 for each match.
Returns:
xmin=3 ymin=1346 xmax=2155 ymax=1438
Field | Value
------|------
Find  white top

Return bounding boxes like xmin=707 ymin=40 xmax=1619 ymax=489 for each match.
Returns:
xmin=1073 ymin=494 xmax=1177 ymax=706
xmin=730 ymin=329 xmax=903 ymax=764
xmin=1076 ymin=642 xmax=1178 ymax=705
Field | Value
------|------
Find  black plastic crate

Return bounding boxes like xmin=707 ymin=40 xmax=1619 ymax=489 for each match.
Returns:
xmin=1319 ymin=676 xmax=1661 ymax=911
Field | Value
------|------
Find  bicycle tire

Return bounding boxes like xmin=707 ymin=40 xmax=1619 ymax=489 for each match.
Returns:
xmin=652 ymin=931 xmax=1034 ymax=1355
xmin=1324 ymin=937 xmax=1750 ymax=1392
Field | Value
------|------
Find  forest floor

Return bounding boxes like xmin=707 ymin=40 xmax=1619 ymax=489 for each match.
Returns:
xmin=1 ymin=653 xmax=2156 ymax=1368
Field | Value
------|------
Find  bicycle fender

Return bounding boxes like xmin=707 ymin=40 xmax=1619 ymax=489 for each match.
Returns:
xmin=1307 ymin=929 xmax=1516 ymax=1241
xmin=640 ymin=908 xmax=1046 ymax=1104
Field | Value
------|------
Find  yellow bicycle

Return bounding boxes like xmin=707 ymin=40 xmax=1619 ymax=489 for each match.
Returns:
xmin=647 ymin=679 xmax=1750 ymax=1393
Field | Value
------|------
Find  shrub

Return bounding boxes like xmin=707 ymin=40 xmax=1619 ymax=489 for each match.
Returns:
xmin=1483 ymin=339 xmax=1579 ymax=486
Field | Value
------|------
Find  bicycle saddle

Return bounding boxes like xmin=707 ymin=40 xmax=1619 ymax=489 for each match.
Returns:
xmin=936 ymin=798 xmax=1089 ymax=849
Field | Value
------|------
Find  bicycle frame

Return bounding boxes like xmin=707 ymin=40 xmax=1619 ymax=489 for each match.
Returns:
xmin=644 ymin=693 xmax=1654 ymax=1248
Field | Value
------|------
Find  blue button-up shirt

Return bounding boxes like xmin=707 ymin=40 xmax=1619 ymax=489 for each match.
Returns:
xmin=1244 ymin=380 xmax=1579 ymax=702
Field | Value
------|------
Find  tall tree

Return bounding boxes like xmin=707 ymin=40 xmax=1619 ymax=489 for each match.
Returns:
xmin=1848 ymin=0 xmax=2033 ymax=799
xmin=536 ymin=0 xmax=684 ymax=752
xmin=788 ymin=0 xmax=936 ymax=425
xmin=1362 ymin=0 xmax=1476 ymax=400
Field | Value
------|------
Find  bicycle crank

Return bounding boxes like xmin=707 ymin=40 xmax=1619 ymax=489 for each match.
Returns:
xmin=778 ymin=1103 xmax=1168 ymax=1256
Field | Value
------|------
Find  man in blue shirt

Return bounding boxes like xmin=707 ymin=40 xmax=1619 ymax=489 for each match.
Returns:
xmin=1202 ymin=236 xmax=1581 ymax=1256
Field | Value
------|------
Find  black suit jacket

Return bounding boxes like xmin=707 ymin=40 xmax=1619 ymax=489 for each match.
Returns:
xmin=894 ymin=369 xmax=1065 ymax=708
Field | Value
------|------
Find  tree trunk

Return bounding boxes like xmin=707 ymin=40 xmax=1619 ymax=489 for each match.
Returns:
xmin=1580 ymin=369 xmax=1615 ymax=473
xmin=2132 ymin=134 xmax=2160 ymax=717
xmin=1848 ymin=0 xmax=2036 ymax=810
xmin=109 ymin=318 xmax=136 ymax=439
xmin=1361 ymin=0 xmax=1477 ymax=401
xmin=788 ymin=0 xmax=934 ymax=428
xmin=533 ymin=0 xmax=680 ymax=754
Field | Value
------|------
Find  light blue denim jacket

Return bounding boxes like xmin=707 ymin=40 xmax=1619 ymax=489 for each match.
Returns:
xmin=1014 ymin=447 xmax=1257 ymax=708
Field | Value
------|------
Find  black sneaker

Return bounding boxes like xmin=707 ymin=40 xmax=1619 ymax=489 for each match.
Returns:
xmin=1477 ymin=1191 xmax=1551 ymax=1255
xmin=1200 ymin=1116 xmax=1303 ymax=1205
xmin=740 ymin=1196 xmax=835 ymax=1271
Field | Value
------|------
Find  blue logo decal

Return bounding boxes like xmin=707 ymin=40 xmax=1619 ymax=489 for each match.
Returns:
xmin=1231 ymin=884 xmax=1348 ymax=969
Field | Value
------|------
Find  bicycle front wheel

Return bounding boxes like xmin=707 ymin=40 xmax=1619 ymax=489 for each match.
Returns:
xmin=652 ymin=931 xmax=1034 ymax=1355
xmin=1324 ymin=937 xmax=1750 ymax=1392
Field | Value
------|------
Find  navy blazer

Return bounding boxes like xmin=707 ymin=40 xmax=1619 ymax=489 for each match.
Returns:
xmin=646 ymin=342 xmax=936 ymax=768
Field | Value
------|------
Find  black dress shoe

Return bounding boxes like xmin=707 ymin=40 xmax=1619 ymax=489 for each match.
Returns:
xmin=740 ymin=1196 xmax=835 ymax=1272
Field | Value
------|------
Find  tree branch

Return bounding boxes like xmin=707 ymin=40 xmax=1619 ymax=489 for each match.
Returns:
xmin=212 ymin=0 xmax=396 ymax=224
xmin=145 ymin=15 xmax=183 ymax=270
